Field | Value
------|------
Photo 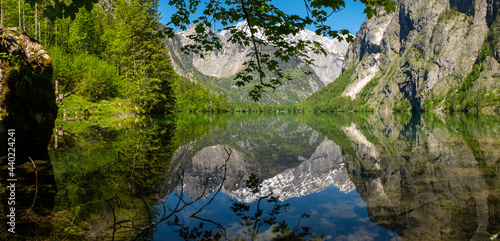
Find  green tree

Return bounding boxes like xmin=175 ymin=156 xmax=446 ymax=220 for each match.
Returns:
xmin=112 ymin=0 xmax=175 ymax=113
xmin=16 ymin=0 xmax=395 ymax=107
xmin=68 ymin=8 xmax=99 ymax=54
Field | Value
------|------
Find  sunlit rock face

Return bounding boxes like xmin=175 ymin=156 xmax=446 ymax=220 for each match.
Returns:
xmin=341 ymin=0 xmax=500 ymax=112
xmin=0 ymin=26 xmax=57 ymax=160
xmin=170 ymin=21 xmax=349 ymax=85
xmin=167 ymin=22 xmax=349 ymax=104
xmin=340 ymin=114 xmax=500 ymax=240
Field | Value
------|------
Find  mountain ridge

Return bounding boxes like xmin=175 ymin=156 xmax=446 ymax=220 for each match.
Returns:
xmin=167 ymin=22 xmax=349 ymax=105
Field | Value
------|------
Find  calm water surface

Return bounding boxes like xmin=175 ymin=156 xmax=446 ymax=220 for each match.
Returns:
xmin=3 ymin=112 xmax=499 ymax=240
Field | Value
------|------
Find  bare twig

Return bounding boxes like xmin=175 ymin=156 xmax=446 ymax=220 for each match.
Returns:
xmin=26 ymin=157 xmax=38 ymax=218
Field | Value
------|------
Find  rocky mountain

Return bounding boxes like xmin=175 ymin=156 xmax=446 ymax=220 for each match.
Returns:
xmin=310 ymin=0 xmax=500 ymax=113
xmin=167 ymin=22 xmax=349 ymax=105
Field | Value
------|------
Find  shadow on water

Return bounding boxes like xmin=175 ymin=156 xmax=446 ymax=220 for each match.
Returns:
xmin=0 ymin=109 xmax=57 ymax=239
xmin=0 ymin=155 xmax=57 ymax=240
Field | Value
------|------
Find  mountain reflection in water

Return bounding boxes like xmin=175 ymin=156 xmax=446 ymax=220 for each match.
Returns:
xmin=11 ymin=112 xmax=494 ymax=241
xmin=157 ymin=113 xmax=500 ymax=241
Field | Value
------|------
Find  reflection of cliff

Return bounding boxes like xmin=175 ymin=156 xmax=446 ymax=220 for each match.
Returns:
xmin=337 ymin=114 xmax=500 ymax=241
xmin=168 ymin=116 xmax=355 ymax=202
xmin=229 ymin=138 xmax=355 ymax=202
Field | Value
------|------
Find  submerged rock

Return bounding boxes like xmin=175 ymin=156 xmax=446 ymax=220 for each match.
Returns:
xmin=0 ymin=26 xmax=57 ymax=160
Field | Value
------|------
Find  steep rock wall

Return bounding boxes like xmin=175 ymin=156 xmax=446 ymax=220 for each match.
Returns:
xmin=342 ymin=0 xmax=500 ymax=113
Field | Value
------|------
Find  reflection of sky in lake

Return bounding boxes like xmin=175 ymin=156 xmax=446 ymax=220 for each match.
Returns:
xmin=154 ymin=185 xmax=401 ymax=240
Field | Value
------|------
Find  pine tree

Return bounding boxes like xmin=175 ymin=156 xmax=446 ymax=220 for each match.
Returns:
xmin=112 ymin=0 xmax=175 ymax=113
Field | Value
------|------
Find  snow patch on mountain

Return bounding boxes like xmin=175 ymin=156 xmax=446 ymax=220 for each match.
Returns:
xmin=172 ymin=21 xmax=349 ymax=85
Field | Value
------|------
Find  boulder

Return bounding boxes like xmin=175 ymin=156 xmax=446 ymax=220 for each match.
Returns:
xmin=0 ymin=26 xmax=57 ymax=160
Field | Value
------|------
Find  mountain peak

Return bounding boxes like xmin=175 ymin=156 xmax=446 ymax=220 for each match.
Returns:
xmin=167 ymin=21 xmax=350 ymax=104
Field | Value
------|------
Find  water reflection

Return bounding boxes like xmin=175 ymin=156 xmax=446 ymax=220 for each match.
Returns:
xmin=303 ymin=113 xmax=500 ymax=240
xmin=3 ymin=112 xmax=498 ymax=240
xmin=162 ymin=113 xmax=500 ymax=241
xmin=0 ymin=157 xmax=56 ymax=239
xmin=159 ymin=115 xmax=401 ymax=240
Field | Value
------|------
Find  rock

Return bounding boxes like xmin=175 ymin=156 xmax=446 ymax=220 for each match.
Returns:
xmin=0 ymin=26 xmax=57 ymax=160
xmin=167 ymin=22 xmax=349 ymax=104
xmin=341 ymin=0 xmax=500 ymax=112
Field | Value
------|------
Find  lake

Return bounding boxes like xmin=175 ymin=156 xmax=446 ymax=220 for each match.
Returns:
xmin=2 ymin=112 xmax=499 ymax=240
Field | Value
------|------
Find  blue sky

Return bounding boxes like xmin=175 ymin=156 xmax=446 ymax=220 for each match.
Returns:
xmin=157 ymin=0 xmax=368 ymax=35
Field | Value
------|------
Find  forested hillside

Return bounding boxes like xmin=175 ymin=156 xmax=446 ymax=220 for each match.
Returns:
xmin=0 ymin=0 xmax=230 ymax=114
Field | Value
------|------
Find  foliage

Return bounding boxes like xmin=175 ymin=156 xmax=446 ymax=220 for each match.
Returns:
xmin=49 ymin=116 xmax=178 ymax=239
xmin=50 ymin=46 xmax=120 ymax=101
xmin=297 ymin=66 xmax=372 ymax=112
xmin=444 ymin=50 xmax=494 ymax=112
xmin=393 ymin=98 xmax=412 ymax=112
xmin=421 ymin=93 xmax=445 ymax=111
xmin=25 ymin=0 xmax=98 ymax=21
xmin=437 ymin=7 xmax=460 ymax=22
xmin=358 ymin=76 xmax=379 ymax=103
xmin=68 ymin=8 xmax=101 ymax=55
xmin=110 ymin=0 xmax=175 ymax=114
xmin=174 ymin=76 xmax=232 ymax=112
xmin=485 ymin=16 xmax=500 ymax=63
xmin=301 ymin=66 xmax=355 ymax=106
xmin=165 ymin=0 xmax=395 ymax=100
xmin=55 ymin=94 xmax=136 ymax=116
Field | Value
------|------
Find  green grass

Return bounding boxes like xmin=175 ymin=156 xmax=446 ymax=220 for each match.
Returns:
xmin=56 ymin=94 xmax=137 ymax=119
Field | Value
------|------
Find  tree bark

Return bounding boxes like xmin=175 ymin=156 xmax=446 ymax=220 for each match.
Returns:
xmin=18 ymin=0 xmax=21 ymax=29
xmin=1 ymin=0 xmax=4 ymax=26
xmin=35 ymin=2 xmax=37 ymax=38
xmin=22 ymin=0 xmax=25 ymax=31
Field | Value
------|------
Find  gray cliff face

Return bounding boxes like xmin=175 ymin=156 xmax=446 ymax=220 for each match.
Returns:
xmin=170 ymin=23 xmax=251 ymax=79
xmin=170 ymin=22 xmax=348 ymax=85
xmin=341 ymin=0 xmax=500 ymax=112
xmin=167 ymin=22 xmax=349 ymax=104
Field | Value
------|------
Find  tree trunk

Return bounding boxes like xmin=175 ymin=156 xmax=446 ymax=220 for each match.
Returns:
xmin=18 ymin=0 xmax=21 ymax=29
xmin=22 ymin=0 xmax=25 ymax=31
xmin=45 ymin=19 xmax=48 ymax=43
xmin=66 ymin=17 xmax=70 ymax=52
xmin=38 ymin=16 xmax=41 ymax=40
xmin=1 ymin=0 xmax=4 ymax=26
xmin=35 ymin=2 xmax=37 ymax=38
